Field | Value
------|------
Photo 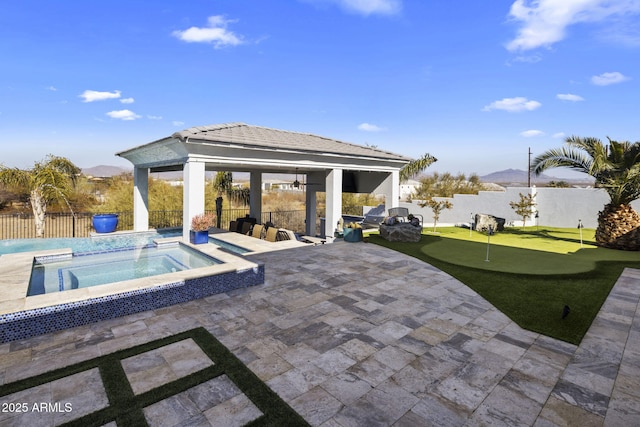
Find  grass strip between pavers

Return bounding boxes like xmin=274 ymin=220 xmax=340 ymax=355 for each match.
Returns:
xmin=0 ymin=327 xmax=310 ymax=427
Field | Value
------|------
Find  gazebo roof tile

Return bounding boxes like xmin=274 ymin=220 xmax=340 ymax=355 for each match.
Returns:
xmin=172 ymin=122 xmax=411 ymax=161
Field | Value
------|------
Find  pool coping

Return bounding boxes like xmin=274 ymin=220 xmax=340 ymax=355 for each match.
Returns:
xmin=0 ymin=237 xmax=265 ymax=343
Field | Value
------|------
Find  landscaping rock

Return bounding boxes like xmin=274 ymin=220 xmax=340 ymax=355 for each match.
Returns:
xmin=474 ymin=214 xmax=505 ymax=233
xmin=379 ymin=223 xmax=422 ymax=242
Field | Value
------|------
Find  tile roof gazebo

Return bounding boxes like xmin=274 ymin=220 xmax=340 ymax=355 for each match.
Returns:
xmin=116 ymin=123 xmax=412 ymax=242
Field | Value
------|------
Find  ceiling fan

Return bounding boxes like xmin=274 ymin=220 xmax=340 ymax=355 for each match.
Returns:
xmin=293 ymin=169 xmax=304 ymax=188
xmin=292 ymin=168 xmax=320 ymax=188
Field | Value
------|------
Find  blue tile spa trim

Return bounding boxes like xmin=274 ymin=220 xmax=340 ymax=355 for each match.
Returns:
xmin=0 ymin=263 xmax=264 ymax=343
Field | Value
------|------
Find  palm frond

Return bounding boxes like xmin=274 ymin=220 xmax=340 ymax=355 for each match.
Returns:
xmin=531 ymin=146 xmax=592 ymax=175
xmin=400 ymin=153 xmax=437 ymax=182
xmin=537 ymin=136 xmax=640 ymax=206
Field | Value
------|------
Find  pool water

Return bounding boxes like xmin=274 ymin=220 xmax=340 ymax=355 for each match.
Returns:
xmin=0 ymin=229 xmax=181 ymax=255
xmin=28 ymin=243 xmax=221 ymax=295
xmin=208 ymin=236 xmax=251 ymax=254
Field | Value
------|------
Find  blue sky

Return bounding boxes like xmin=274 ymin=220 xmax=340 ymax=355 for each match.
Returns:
xmin=1 ymin=0 xmax=639 ymax=178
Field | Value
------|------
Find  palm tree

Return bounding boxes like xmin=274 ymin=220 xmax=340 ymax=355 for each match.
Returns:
xmin=212 ymin=171 xmax=233 ymax=199
xmin=0 ymin=155 xmax=81 ymax=237
xmin=531 ymin=136 xmax=640 ymax=250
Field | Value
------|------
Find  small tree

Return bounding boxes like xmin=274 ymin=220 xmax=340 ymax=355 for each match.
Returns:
xmin=0 ymin=155 xmax=80 ymax=237
xmin=413 ymin=172 xmax=487 ymax=199
xmin=420 ymin=198 xmax=453 ymax=232
xmin=509 ymin=193 xmax=536 ymax=228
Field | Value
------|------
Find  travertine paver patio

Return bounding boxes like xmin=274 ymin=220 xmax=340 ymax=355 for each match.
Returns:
xmin=121 ymin=338 xmax=214 ymax=395
xmin=0 ymin=241 xmax=638 ymax=426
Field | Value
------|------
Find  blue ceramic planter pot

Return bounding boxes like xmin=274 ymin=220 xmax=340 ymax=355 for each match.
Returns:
xmin=92 ymin=214 xmax=119 ymax=233
xmin=343 ymin=228 xmax=363 ymax=242
xmin=190 ymin=230 xmax=209 ymax=244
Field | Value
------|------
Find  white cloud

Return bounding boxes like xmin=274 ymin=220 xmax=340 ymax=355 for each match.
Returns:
xmin=358 ymin=123 xmax=387 ymax=132
xmin=302 ymin=0 xmax=401 ymax=15
xmin=120 ymin=97 xmax=135 ymax=104
xmin=520 ymin=129 xmax=545 ymax=137
xmin=598 ymin=21 xmax=640 ymax=46
xmin=556 ymin=93 xmax=584 ymax=101
xmin=482 ymin=97 xmax=541 ymax=112
xmin=173 ymin=121 xmax=185 ymax=127
xmin=507 ymin=54 xmax=543 ymax=65
xmin=106 ymin=110 xmax=141 ymax=121
xmin=47 ymin=86 xmax=57 ymax=91
xmin=172 ymin=16 xmax=244 ymax=48
xmin=553 ymin=132 xmax=566 ymax=138
xmin=336 ymin=0 xmax=401 ymax=15
xmin=147 ymin=115 xmax=163 ymax=120
xmin=506 ymin=0 xmax=640 ymax=52
xmin=80 ymin=90 xmax=121 ymax=103
xmin=591 ymin=71 xmax=630 ymax=86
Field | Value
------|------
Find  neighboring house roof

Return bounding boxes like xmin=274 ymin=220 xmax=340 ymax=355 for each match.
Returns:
xmin=400 ymin=179 xmax=421 ymax=186
xmin=172 ymin=123 xmax=411 ymax=162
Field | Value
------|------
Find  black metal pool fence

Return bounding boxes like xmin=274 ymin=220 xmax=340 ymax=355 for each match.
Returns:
xmin=0 ymin=209 xmax=307 ymax=239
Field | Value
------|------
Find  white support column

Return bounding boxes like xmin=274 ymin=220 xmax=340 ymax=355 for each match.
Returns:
xmin=249 ymin=171 xmax=262 ymax=223
xmin=305 ymin=171 xmax=323 ymax=236
xmin=183 ymin=160 xmax=206 ymax=242
xmin=325 ymin=168 xmax=343 ymax=242
xmin=133 ymin=166 xmax=149 ymax=231
xmin=305 ymin=189 xmax=317 ymax=236
xmin=381 ymin=170 xmax=400 ymax=214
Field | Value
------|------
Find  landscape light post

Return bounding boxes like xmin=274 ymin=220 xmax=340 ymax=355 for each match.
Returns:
xmin=528 ymin=147 xmax=532 ymax=188
xmin=578 ymin=219 xmax=583 ymax=247
xmin=485 ymin=225 xmax=493 ymax=262
xmin=470 ymin=213 xmax=473 ymax=238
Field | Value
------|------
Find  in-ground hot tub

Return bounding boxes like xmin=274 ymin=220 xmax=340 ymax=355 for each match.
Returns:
xmin=28 ymin=243 xmax=223 ymax=295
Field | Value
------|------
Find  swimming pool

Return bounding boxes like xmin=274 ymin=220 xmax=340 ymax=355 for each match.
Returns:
xmin=0 ymin=229 xmax=182 ymax=255
xmin=0 ymin=230 xmax=266 ymax=343
xmin=28 ymin=243 xmax=222 ymax=295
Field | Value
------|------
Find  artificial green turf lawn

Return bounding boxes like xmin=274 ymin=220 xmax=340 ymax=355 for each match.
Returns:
xmin=419 ymin=227 xmax=639 ymax=274
xmin=367 ymin=227 xmax=640 ymax=345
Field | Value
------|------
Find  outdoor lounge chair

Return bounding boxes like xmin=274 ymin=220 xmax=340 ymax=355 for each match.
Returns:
xmin=251 ymin=223 xmax=265 ymax=239
xmin=276 ymin=228 xmax=298 ymax=242
xmin=265 ymin=227 xmax=278 ymax=242
xmin=388 ymin=207 xmax=423 ymax=227
xmin=361 ymin=204 xmax=386 ymax=229
xmin=241 ymin=221 xmax=253 ymax=235
xmin=388 ymin=207 xmax=410 ymax=221
xmin=235 ymin=216 xmax=257 ymax=234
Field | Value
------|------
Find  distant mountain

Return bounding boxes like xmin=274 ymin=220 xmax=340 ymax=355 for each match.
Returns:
xmin=479 ymin=169 xmax=593 ymax=185
xmin=82 ymin=165 xmax=130 ymax=177
xmin=81 ymin=165 xmax=593 ymax=186
xmin=80 ymin=166 xmax=294 ymax=182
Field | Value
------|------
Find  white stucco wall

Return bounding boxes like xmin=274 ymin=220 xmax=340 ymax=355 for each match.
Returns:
xmin=401 ymin=187 xmax=640 ymax=229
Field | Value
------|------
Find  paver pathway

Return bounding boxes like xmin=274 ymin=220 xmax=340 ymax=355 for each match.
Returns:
xmin=0 ymin=242 xmax=638 ymax=426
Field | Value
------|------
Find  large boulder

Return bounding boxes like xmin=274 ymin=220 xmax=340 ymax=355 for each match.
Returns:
xmin=474 ymin=214 xmax=505 ymax=233
xmin=379 ymin=223 xmax=422 ymax=242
